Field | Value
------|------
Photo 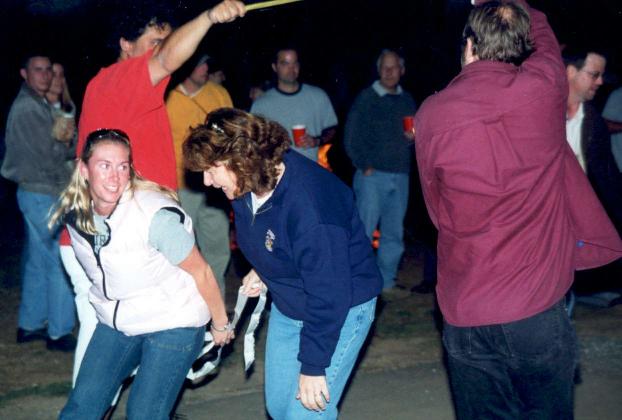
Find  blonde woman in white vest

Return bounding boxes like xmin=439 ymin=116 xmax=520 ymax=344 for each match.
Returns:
xmin=50 ymin=128 xmax=233 ymax=419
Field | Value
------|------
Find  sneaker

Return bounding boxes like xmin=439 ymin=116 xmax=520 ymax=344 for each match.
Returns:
xmin=46 ymin=334 xmax=77 ymax=352
xmin=16 ymin=327 xmax=48 ymax=344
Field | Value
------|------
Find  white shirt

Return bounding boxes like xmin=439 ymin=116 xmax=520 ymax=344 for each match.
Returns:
xmin=566 ymin=102 xmax=586 ymax=172
xmin=250 ymin=164 xmax=286 ymax=214
xmin=251 ymin=191 xmax=273 ymax=214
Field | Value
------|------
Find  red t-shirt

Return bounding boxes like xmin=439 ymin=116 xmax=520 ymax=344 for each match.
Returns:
xmin=60 ymin=50 xmax=177 ymax=245
xmin=78 ymin=50 xmax=177 ymax=189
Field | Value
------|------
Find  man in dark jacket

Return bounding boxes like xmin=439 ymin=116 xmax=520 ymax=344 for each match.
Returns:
xmin=344 ymin=50 xmax=417 ymax=291
xmin=1 ymin=54 xmax=77 ymax=351
xmin=565 ymin=49 xmax=622 ymax=298
xmin=414 ymin=1 xmax=622 ymax=418
xmin=565 ymin=49 xmax=622 ymax=234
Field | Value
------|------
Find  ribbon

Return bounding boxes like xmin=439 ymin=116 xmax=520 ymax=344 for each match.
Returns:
xmin=186 ymin=286 xmax=268 ymax=381
xmin=246 ymin=0 xmax=304 ymax=12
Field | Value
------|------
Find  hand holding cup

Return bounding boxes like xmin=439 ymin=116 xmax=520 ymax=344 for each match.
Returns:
xmin=403 ymin=115 xmax=416 ymax=141
xmin=292 ymin=125 xmax=316 ymax=148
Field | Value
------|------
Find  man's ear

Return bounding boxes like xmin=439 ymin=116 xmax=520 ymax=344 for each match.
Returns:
xmin=119 ymin=37 xmax=132 ymax=58
xmin=20 ymin=68 xmax=27 ymax=81
xmin=464 ymin=38 xmax=479 ymax=65
xmin=566 ymin=65 xmax=578 ymax=80
xmin=271 ymin=63 xmax=277 ymax=73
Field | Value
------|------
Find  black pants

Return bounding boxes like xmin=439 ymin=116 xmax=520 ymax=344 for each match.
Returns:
xmin=443 ymin=300 xmax=577 ymax=420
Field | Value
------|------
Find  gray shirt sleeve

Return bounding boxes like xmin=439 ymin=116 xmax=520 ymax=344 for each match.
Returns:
xmin=603 ymin=88 xmax=622 ymax=122
xmin=148 ymin=208 xmax=195 ymax=265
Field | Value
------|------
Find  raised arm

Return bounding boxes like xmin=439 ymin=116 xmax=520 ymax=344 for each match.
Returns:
xmin=149 ymin=0 xmax=245 ymax=85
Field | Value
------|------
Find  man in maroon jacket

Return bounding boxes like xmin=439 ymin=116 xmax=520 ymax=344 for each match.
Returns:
xmin=415 ymin=1 xmax=622 ymax=418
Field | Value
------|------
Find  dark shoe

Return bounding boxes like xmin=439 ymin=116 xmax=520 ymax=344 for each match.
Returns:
xmin=16 ymin=327 xmax=48 ymax=343
xmin=411 ymin=282 xmax=435 ymax=294
xmin=46 ymin=334 xmax=77 ymax=352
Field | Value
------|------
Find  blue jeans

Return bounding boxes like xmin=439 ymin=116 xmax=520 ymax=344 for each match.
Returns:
xmin=16 ymin=188 xmax=75 ymax=338
xmin=60 ymin=323 xmax=204 ymax=420
xmin=443 ymin=299 xmax=577 ymax=420
xmin=265 ymin=298 xmax=376 ymax=420
xmin=353 ymin=170 xmax=409 ymax=288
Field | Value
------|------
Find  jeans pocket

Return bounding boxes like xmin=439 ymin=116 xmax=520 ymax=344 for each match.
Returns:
xmin=502 ymin=303 xmax=566 ymax=360
xmin=442 ymin=323 xmax=471 ymax=357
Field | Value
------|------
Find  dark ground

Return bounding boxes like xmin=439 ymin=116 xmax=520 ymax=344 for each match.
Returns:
xmin=1 ymin=178 xmax=622 ymax=419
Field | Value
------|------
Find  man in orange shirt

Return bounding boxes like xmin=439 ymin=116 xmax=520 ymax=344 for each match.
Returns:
xmin=167 ymin=54 xmax=233 ymax=293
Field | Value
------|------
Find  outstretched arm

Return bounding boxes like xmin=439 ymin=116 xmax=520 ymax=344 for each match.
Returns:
xmin=149 ymin=0 xmax=246 ymax=85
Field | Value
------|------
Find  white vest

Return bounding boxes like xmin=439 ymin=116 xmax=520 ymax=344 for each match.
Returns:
xmin=68 ymin=189 xmax=210 ymax=336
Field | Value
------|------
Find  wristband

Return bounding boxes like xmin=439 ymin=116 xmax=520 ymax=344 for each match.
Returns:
xmin=210 ymin=321 xmax=232 ymax=332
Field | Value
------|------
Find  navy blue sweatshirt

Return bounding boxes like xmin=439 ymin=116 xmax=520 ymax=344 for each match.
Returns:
xmin=232 ymin=151 xmax=382 ymax=375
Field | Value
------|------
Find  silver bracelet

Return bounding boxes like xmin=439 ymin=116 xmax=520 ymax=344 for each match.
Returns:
xmin=210 ymin=321 xmax=231 ymax=332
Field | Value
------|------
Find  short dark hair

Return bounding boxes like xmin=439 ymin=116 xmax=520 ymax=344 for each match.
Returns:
xmin=206 ymin=56 xmax=224 ymax=74
xmin=108 ymin=0 xmax=177 ymax=52
xmin=21 ymin=53 xmax=51 ymax=69
xmin=184 ymin=108 xmax=290 ymax=196
xmin=562 ymin=47 xmax=605 ymax=70
xmin=167 ymin=51 xmax=208 ymax=90
xmin=462 ymin=1 xmax=533 ymax=65
xmin=273 ymin=46 xmax=300 ymax=64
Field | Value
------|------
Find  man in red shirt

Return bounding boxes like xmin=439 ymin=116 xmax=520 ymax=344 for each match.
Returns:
xmin=415 ymin=1 xmax=622 ymax=418
xmin=60 ymin=0 xmax=245 ymax=385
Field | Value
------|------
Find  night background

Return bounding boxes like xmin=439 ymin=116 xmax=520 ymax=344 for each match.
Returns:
xmin=2 ymin=0 xmax=622 ymax=240
xmin=2 ymin=0 xmax=622 ymax=128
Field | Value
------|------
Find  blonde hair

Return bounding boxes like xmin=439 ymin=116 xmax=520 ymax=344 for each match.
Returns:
xmin=49 ymin=129 xmax=177 ymax=234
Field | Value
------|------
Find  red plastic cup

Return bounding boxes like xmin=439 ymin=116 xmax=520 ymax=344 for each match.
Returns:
xmin=402 ymin=116 xmax=415 ymax=133
xmin=292 ymin=125 xmax=306 ymax=147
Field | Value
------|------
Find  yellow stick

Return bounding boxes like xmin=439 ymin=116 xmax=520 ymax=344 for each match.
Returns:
xmin=246 ymin=0 xmax=304 ymax=12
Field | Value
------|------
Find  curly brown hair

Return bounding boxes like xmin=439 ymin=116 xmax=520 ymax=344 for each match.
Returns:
xmin=183 ymin=108 xmax=290 ymax=196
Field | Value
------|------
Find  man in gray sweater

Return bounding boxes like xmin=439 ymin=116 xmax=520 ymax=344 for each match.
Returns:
xmin=344 ymin=49 xmax=417 ymax=291
xmin=1 ymin=54 xmax=77 ymax=351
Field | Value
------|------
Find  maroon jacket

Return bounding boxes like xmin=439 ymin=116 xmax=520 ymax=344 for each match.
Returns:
xmin=415 ymin=1 xmax=622 ymax=327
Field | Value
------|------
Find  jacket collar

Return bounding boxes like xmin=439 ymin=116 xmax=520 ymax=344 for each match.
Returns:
xmin=451 ymin=60 xmax=518 ymax=85
xmin=237 ymin=151 xmax=296 ymax=212
xmin=20 ymin=82 xmax=49 ymax=104
xmin=372 ymin=80 xmax=403 ymax=96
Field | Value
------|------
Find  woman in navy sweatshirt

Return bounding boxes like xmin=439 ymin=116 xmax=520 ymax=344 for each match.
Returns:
xmin=184 ymin=108 xmax=382 ymax=419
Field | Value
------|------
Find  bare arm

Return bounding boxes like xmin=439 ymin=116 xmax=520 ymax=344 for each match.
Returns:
xmin=178 ymin=246 xmax=232 ymax=345
xmin=149 ymin=0 xmax=246 ymax=85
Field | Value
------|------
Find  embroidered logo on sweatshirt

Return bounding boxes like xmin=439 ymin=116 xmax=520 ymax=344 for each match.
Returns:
xmin=265 ymin=229 xmax=275 ymax=252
